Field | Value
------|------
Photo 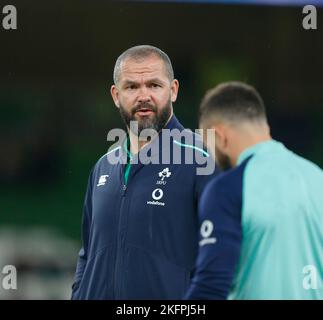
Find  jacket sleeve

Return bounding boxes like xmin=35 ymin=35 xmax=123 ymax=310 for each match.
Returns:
xmin=185 ymin=172 xmax=243 ymax=300
xmin=71 ymin=168 xmax=94 ymax=299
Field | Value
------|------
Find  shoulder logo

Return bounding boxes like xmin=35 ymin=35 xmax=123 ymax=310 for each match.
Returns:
xmin=199 ymin=220 xmax=217 ymax=246
xmin=97 ymin=175 xmax=109 ymax=187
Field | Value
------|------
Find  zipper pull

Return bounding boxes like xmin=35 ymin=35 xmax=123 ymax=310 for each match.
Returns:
xmin=122 ymin=184 xmax=127 ymax=196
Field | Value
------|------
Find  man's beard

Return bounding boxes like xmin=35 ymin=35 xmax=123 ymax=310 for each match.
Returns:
xmin=215 ymin=147 xmax=232 ymax=171
xmin=119 ymin=99 xmax=172 ymax=137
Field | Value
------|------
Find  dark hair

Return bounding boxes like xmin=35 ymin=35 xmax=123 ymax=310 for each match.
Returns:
xmin=199 ymin=81 xmax=267 ymax=124
xmin=113 ymin=45 xmax=174 ymax=84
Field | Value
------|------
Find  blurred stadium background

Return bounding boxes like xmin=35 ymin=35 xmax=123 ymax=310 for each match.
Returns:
xmin=0 ymin=0 xmax=322 ymax=299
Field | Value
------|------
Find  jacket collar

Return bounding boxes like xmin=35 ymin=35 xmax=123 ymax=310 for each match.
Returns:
xmin=123 ymin=114 xmax=184 ymax=163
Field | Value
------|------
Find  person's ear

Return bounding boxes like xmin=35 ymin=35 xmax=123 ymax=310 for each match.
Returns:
xmin=201 ymin=125 xmax=217 ymax=160
xmin=213 ymin=125 xmax=227 ymax=151
xmin=110 ymin=85 xmax=120 ymax=109
xmin=170 ymin=79 xmax=179 ymax=103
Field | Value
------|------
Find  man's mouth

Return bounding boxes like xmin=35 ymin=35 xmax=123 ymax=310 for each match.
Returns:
xmin=135 ymin=108 xmax=154 ymax=116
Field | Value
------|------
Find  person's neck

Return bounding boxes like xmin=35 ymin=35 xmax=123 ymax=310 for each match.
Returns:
xmin=231 ymin=133 xmax=272 ymax=167
xmin=128 ymin=113 xmax=174 ymax=155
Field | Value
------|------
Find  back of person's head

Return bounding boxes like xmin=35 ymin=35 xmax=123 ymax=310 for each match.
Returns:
xmin=198 ymin=82 xmax=271 ymax=169
xmin=199 ymin=81 xmax=268 ymax=128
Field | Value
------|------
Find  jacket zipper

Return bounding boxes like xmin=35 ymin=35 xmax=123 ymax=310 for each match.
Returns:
xmin=113 ymin=183 xmax=127 ymax=299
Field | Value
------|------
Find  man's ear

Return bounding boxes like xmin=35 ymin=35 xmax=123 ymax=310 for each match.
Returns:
xmin=170 ymin=79 xmax=179 ymax=103
xmin=213 ymin=124 xmax=227 ymax=151
xmin=110 ymin=85 xmax=120 ymax=108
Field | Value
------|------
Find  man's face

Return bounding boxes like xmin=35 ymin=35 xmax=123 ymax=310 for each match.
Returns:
xmin=111 ymin=55 xmax=179 ymax=135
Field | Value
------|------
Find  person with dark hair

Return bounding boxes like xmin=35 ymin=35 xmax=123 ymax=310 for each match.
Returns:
xmin=71 ymin=45 xmax=218 ymax=299
xmin=185 ymin=81 xmax=323 ymax=299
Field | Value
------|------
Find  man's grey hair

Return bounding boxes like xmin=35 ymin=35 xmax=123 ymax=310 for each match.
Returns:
xmin=113 ymin=45 xmax=174 ymax=85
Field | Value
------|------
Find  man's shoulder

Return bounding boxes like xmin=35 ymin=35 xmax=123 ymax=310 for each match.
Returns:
xmin=93 ymin=143 xmax=124 ymax=170
xmin=202 ymin=157 xmax=252 ymax=205
xmin=199 ymin=165 xmax=247 ymax=221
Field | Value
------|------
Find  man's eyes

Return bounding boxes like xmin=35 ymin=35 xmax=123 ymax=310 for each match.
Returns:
xmin=125 ymin=83 xmax=161 ymax=90
xmin=149 ymin=83 xmax=161 ymax=88
xmin=126 ymin=85 xmax=137 ymax=90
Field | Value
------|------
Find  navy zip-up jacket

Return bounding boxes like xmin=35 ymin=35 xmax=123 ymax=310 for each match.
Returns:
xmin=71 ymin=115 xmax=219 ymax=299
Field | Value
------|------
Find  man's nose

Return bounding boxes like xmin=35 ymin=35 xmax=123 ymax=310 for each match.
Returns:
xmin=137 ymin=86 xmax=151 ymax=103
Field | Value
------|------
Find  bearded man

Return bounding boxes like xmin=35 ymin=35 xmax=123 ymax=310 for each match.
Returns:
xmin=71 ymin=45 xmax=218 ymax=300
